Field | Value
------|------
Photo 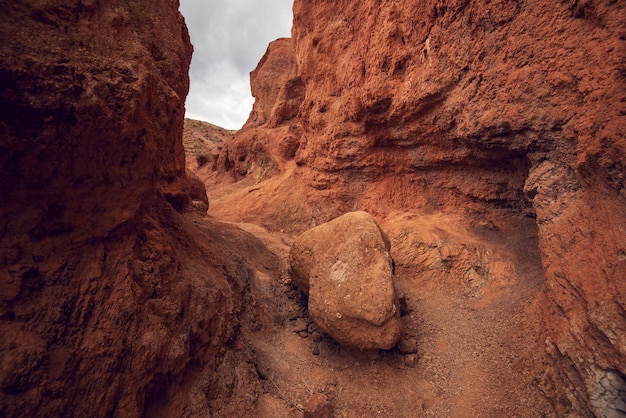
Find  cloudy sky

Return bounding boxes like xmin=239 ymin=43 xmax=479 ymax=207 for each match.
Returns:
xmin=179 ymin=0 xmax=294 ymax=130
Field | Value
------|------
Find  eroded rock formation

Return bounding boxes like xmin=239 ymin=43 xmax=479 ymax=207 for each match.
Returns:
xmin=213 ymin=37 xmax=304 ymax=184
xmin=211 ymin=0 xmax=626 ymax=415
xmin=0 ymin=1 xmax=261 ymax=416
xmin=3 ymin=0 xmax=624 ymax=415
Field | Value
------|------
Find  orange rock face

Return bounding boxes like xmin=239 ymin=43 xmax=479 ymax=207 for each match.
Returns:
xmin=0 ymin=2 xmax=260 ymax=417
xmin=0 ymin=0 xmax=195 ymax=236
xmin=212 ymin=37 xmax=305 ymax=186
xmin=212 ymin=0 xmax=626 ymax=415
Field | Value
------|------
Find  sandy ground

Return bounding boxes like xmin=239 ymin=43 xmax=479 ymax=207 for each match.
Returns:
xmin=194 ymin=206 xmax=553 ymax=417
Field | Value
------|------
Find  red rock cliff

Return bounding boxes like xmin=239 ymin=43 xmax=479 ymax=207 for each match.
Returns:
xmin=0 ymin=1 xmax=256 ymax=416
xmin=213 ymin=37 xmax=304 ymax=185
xmin=214 ymin=0 xmax=626 ymax=415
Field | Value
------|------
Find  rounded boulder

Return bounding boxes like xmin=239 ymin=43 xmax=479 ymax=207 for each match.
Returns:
xmin=289 ymin=211 xmax=402 ymax=350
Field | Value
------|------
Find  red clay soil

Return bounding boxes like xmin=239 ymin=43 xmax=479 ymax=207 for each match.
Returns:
xmin=200 ymin=211 xmax=554 ymax=417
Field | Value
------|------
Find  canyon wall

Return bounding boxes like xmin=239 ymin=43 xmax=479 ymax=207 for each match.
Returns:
xmin=0 ymin=1 xmax=256 ymax=416
xmin=217 ymin=0 xmax=626 ymax=415
xmin=2 ymin=0 xmax=623 ymax=415
xmin=212 ymin=37 xmax=303 ymax=185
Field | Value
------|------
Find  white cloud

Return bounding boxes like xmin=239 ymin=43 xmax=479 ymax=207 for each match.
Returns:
xmin=180 ymin=0 xmax=293 ymax=129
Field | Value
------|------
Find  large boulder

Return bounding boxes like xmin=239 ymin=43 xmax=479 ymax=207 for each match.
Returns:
xmin=289 ymin=211 xmax=402 ymax=350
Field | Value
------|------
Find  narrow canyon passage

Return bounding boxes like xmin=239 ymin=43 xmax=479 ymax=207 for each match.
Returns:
xmin=2 ymin=0 xmax=623 ymax=415
xmin=204 ymin=200 xmax=552 ymax=417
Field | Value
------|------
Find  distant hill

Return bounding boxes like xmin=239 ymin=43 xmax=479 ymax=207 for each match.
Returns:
xmin=183 ymin=118 xmax=234 ymax=170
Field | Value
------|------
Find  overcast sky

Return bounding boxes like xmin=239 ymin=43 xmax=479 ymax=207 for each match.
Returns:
xmin=179 ymin=0 xmax=294 ymax=130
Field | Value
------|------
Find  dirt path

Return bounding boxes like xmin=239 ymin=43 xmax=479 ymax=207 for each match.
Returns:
xmin=218 ymin=210 xmax=554 ymax=417
xmin=387 ymin=212 xmax=551 ymax=417
xmin=409 ymin=288 xmax=546 ymax=417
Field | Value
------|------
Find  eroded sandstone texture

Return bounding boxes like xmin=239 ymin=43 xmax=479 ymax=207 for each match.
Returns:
xmin=0 ymin=1 xmax=256 ymax=416
xmin=214 ymin=0 xmax=625 ymax=415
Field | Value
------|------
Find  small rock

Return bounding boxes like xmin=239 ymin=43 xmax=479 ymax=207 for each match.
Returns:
xmin=303 ymin=393 xmax=333 ymax=418
xmin=398 ymin=335 xmax=418 ymax=354
xmin=438 ymin=244 xmax=453 ymax=261
xmin=310 ymin=343 xmax=320 ymax=356
xmin=311 ymin=331 xmax=323 ymax=342
xmin=298 ymin=331 xmax=309 ymax=338
xmin=293 ymin=317 xmax=309 ymax=332
xmin=404 ymin=354 xmax=418 ymax=368
xmin=288 ymin=307 xmax=305 ymax=320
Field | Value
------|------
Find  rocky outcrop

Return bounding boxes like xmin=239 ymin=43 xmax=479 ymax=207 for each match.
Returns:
xmin=0 ymin=0 xmax=196 ymax=235
xmin=186 ymin=169 xmax=210 ymax=212
xmin=0 ymin=1 xmax=257 ymax=416
xmin=212 ymin=37 xmax=305 ymax=184
xmin=213 ymin=0 xmax=626 ymax=414
xmin=246 ymin=38 xmax=303 ymax=130
xmin=289 ymin=211 xmax=402 ymax=350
